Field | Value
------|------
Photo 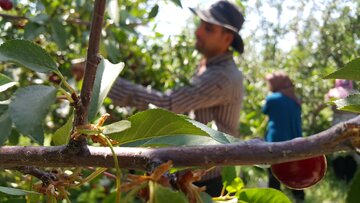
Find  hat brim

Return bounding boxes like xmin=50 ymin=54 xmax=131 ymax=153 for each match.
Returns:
xmin=190 ymin=7 xmax=244 ymax=53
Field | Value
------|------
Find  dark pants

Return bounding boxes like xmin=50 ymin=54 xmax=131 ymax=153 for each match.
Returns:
xmin=268 ymin=169 xmax=305 ymax=201
xmin=194 ymin=176 xmax=223 ymax=197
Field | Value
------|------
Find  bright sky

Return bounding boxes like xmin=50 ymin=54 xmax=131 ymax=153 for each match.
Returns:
xmin=152 ymin=0 xmax=218 ymax=36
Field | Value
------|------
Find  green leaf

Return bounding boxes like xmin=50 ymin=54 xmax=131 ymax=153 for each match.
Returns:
xmin=0 ymin=111 xmax=12 ymax=146
xmin=103 ymin=39 xmax=120 ymax=63
xmin=200 ymin=192 xmax=214 ymax=203
xmin=24 ymin=22 xmax=46 ymax=40
xmin=347 ymin=169 xmax=360 ymax=203
xmin=0 ymin=73 xmax=17 ymax=92
xmin=107 ymin=0 xmax=120 ymax=24
xmin=102 ymin=120 xmax=131 ymax=135
xmin=238 ymin=188 xmax=291 ymax=203
xmin=29 ymin=124 xmax=44 ymax=145
xmin=188 ymin=120 xmax=241 ymax=144
xmin=226 ymin=177 xmax=244 ymax=194
xmin=88 ymin=58 xmax=124 ymax=121
xmin=0 ymin=40 xmax=58 ymax=73
xmin=0 ymin=100 xmax=10 ymax=115
xmin=333 ymin=94 xmax=360 ymax=113
xmin=9 ymin=85 xmax=57 ymax=144
xmin=323 ymin=58 xmax=360 ymax=81
xmin=121 ymin=134 xmax=222 ymax=147
xmin=8 ymin=129 xmax=20 ymax=146
xmin=148 ymin=5 xmax=159 ymax=19
xmin=52 ymin=114 xmax=74 ymax=145
xmin=170 ymin=0 xmax=182 ymax=8
xmin=0 ymin=186 xmax=39 ymax=196
xmin=108 ymin=109 xmax=208 ymax=144
xmin=154 ymin=183 xmax=188 ymax=203
xmin=119 ymin=114 xmax=242 ymax=147
xmin=30 ymin=13 xmax=49 ymax=24
xmin=221 ymin=166 xmax=238 ymax=188
xmin=50 ymin=20 xmax=67 ymax=50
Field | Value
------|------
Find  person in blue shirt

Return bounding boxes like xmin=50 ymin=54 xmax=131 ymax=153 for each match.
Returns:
xmin=262 ymin=72 xmax=305 ymax=202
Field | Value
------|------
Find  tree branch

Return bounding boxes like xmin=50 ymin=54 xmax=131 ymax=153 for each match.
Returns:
xmin=74 ymin=0 xmax=106 ymax=127
xmin=13 ymin=166 xmax=57 ymax=185
xmin=72 ymin=0 xmax=106 ymax=145
xmin=1 ymin=116 xmax=359 ymax=170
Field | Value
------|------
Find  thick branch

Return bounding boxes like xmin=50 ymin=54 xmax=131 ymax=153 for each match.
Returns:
xmin=1 ymin=116 xmax=359 ymax=170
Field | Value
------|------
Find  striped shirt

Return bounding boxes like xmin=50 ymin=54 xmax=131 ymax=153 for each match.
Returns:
xmin=109 ymin=52 xmax=244 ymax=137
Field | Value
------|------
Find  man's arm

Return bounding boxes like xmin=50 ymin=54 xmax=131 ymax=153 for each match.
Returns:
xmin=108 ymin=70 xmax=233 ymax=113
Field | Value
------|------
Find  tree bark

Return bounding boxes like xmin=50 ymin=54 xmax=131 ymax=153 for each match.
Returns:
xmin=74 ymin=0 xmax=106 ymax=127
xmin=1 ymin=116 xmax=359 ymax=170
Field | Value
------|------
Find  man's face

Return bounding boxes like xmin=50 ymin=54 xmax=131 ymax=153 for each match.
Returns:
xmin=195 ymin=20 xmax=233 ymax=58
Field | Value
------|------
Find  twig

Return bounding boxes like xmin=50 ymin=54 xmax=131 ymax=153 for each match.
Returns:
xmin=13 ymin=166 xmax=56 ymax=185
xmin=1 ymin=116 xmax=359 ymax=170
xmin=73 ymin=0 xmax=106 ymax=127
xmin=67 ymin=0 xmax=106 ymax=150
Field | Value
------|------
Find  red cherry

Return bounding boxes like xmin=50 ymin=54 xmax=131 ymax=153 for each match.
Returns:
xmin=271 ymin=155 xmax=327 ymax=189
xmin=0 ymin=0 xmax=13 ymax=11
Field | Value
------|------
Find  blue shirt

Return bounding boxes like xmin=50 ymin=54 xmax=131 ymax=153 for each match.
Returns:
xmin=262 ymin=92 xmax=302 ymax=142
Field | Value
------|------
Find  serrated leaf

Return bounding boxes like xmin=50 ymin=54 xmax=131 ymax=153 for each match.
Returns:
xmin=102 ymin=120 xmax=131 ymax=135
xmin=9 ymin=85 xmax=56 ymax=144
xmin=346 ymin=169 xmax=360 ymax=203
xmin=108 ymin=109 xmax=208 ymax=144
xmin=0 ymin=186 xmax=39 ymax=196
xmin=333 ymin=94 xmax=360 ymax=113
xmin=51 ymin=20 xmax=67 ymax=50
xmin=238 ymin=188 xmax=291 ymax=203
xmin=88 ymin=59 xmax=124 ymax=121
xmin=107 ymin=0 xmax=119 ymax=24
xmin=52 ymin=114 xmax=74 ymax=145
xmin=0 ymin=40 xmax=58 ymax=73
xmin=119 ymin=114 xmax=242 ymax=147
xmin=148 ymin=5 xmax=159 ymax=19
xmin=0 ymin=73 xmax=17 ymax=92
xmin=323 ymin=58 xmax=360 ymax=81
xmin=170 ymin=0 xmax=182 ymax=8
xmin=154 ymin=183 xmax=188 ymax=203
xmin=0 ymin=111 xmax=12 ymax=146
